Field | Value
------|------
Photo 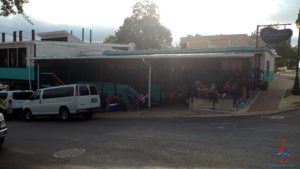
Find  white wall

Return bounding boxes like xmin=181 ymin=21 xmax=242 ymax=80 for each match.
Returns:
xmin=35 ymin=41 xmax=133 ymax=58
xmin=36 ymin=42 xmax=83 ymax=57
xmin=260 ymin=52 xmax=275 ymax=72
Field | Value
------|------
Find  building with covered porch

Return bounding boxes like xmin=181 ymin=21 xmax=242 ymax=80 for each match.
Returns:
xmin=0 ymin=31 xmax=279 ymax=110
xmin=32 ymin=47 xmax=278 ymax=108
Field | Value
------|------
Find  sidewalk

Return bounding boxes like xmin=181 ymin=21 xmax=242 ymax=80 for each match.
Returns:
xmin=95 ymin=75 xmax=300 ymax=119
xmin=247 ymin=75 xmax=294 ymax=112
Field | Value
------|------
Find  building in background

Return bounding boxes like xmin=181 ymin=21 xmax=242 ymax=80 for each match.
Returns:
xmin=180 ymin=34 xmax=256 ymax=49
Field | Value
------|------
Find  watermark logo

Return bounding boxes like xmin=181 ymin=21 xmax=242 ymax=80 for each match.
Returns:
xmin=270 ymin=139 xmax=296 ymax=168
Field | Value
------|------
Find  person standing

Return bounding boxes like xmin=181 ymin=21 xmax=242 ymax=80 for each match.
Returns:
xmin=232 ymin=81 xmax=242 ymax=109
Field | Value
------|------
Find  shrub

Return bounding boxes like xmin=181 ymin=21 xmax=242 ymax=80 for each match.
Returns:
xmin=261 ymin=81 xmax=269 ymax=90
xmin=284 ymin=88 xmax=292 ymax=98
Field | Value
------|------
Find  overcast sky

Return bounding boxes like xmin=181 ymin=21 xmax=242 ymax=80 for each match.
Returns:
xmin=1 ymin=0 xmax=300 ymax=45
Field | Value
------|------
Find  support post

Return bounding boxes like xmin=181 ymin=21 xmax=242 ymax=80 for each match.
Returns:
xmin=254 ymin=25 xmax=259 ymax=89
xmin=142 ymin=58 xmax=151 ymax=108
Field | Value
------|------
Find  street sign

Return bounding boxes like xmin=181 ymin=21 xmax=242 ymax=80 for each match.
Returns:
xmin=260 ymin=27 xmax=293 ymax=44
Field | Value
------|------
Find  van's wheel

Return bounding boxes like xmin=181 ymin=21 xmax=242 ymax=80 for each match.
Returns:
xmin=24 ymin=109 xmax=33 ymax=121
xmin=60 ymin=107 xmax=70 ymax=121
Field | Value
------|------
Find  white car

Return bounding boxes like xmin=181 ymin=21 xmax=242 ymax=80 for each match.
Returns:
xmin=0 ymin=90 xmax=33 ymax=117
xmin=0 ymin=112 xmax=7 ymax=147
xmin=23 ymin=84 xmax=101 ymax=120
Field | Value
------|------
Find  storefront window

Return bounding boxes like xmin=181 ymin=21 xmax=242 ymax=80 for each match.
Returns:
xmin=0 ymin=49 xmax=8 ymax=67
xmin=18 ymin=48 xmax=27 ymax=67
xmin=0 ymin=48 xmax=26 ymax=68
xmin=9 ymin=48 xmax=17 ymax=67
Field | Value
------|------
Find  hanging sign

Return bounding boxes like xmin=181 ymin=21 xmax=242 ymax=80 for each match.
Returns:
xmin=260 ymin=27 xmax=293 ymax=44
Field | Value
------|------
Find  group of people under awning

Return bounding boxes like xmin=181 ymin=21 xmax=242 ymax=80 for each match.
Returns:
xmin=188 ymin=68 xmax=265 ymax=109
xmin=189 ymin=79 xmax=248 ymax=108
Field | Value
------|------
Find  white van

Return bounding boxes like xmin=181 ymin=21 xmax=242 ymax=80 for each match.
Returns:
xmin=0 ymin=90 xmax=33 ymax=116
xmin=23 ymin=84 xmax=101 ymax=120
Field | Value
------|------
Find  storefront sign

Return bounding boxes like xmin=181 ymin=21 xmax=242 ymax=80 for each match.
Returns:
xmin=260 ymin=27 xmax=293 ymax=44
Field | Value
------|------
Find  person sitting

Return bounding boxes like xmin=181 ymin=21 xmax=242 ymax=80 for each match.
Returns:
xmin=137 ymin=92 xmax=148 ymax=109
xmin=106 ymin=92 xmax=119 ymax=112
xmin=196 ymin=80 xmax=207 ymax=90
xmin=221 ymin=80 xmax=232 ymax=98
xmin=195 ymin=80 xmax=209 ymax=98
xmin=209 ymin=82 xmax=216 ymax=92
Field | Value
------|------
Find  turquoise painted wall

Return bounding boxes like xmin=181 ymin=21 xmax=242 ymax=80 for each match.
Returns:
xmin=0 ymin=67 xmax=35 ymax=80
xmin=263 ymin=70 xmax=274 ymax=81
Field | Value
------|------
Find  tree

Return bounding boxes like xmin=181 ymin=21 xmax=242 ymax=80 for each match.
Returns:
xmin=274 ymin=44 xmax=297 ymax=68
xmin=104 ymin=0 xmax=172 ymax=50
xmin=0 ymin=0 xmax=31 ymax=23
xmin=103 ymin=35 xmax=118 ymax=43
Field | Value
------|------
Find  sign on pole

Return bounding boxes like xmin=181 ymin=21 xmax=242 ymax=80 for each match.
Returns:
xmin=260 ymin=27 xmax=293 ymax=44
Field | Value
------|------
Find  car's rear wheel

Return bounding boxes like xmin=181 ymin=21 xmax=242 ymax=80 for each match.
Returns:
xmin=60 ymin=107 xmax=70 ymax=121
xmin=24 ymin=109 xmax=33 ymax=121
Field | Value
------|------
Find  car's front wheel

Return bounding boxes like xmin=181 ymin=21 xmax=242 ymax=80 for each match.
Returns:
xmin=60 ymin=107 xmax=70 ymax=121
xmin=24 ymin=109 xmax=33 ymax=121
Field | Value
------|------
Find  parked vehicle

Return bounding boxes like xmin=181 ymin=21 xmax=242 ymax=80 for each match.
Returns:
xmin=23 ymin=84 xmax=101 ymax=120
xmin=0 ymin=112 xmax=7 ymax=147
xmin=0 ymin=90 xmax=33 ymax=117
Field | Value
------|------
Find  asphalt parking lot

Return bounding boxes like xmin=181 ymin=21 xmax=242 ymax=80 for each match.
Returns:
xmin=0 ymin=110 xmax=299 ymax=169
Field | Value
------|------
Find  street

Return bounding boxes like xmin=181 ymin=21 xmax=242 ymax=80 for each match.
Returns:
xmin=0 ymin=111 xmax=299 ymax=169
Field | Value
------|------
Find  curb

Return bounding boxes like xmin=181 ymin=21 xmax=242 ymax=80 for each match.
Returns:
xmin=95 ymin=106 xmax=300 ymax=119
xmin=190 ymin=106 xmax=300 ymax=118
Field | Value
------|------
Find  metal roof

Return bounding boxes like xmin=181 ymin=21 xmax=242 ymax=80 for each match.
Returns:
xmin=103 ymin=47 xmax=263 ymax=56
xmin=30 ymin=47 xmax=270 ymax=61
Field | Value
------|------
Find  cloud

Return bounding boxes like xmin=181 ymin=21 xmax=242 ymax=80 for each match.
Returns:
xmin=0 ymin=15 xmax=116 ymax=42
xmin=268 ymin=0 xmax=300 ymax=23
xmin=266 ymin=0 xmax=300 ymax=46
